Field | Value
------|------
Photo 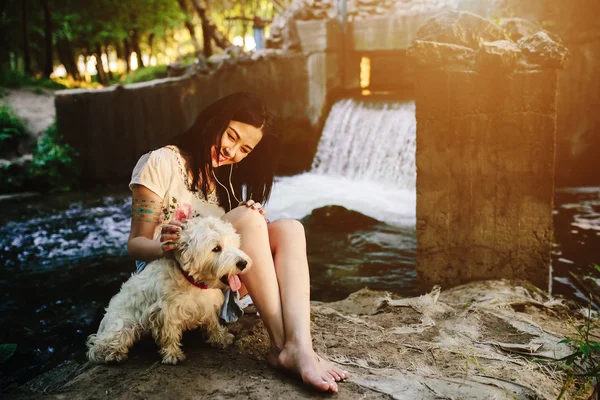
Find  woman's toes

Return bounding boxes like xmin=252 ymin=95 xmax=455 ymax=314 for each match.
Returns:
xmin=329 ymin=371 xmax=341 ymax=381
xmin=332 ymin=366 xmax=348 ymax=380
xmin=330 ymin=381 xmax=339 ymax=393
xmin=323 ymin=378 xmax=338 ymax=393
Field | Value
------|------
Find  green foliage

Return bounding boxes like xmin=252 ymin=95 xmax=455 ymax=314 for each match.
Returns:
xmin=0 ymin=70 xmax=66 ymax=90
xmin=121 ymin=65 xmax=168 ymax=84
xmin=52 ymin=0 xmax=185 ymax=51
xmin=29 ymin=122 xmax=80 ymax=192
xmin=553 ymin=295 xmax=600 ymax=399
xmin=0 ymin=344 xmax=17 ymax=363
xmin=0 ymin=105 xmax=28 ymax=158
xmin=0 ymin=161 xmax=28 ymax=193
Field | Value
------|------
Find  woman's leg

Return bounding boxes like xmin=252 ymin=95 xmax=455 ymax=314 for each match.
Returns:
xmin=267 ymin=219 xmax=348 ymax=388
xmin=222 ymin=208 xmax=345 ymax=392
xmin=222 ymin=206 xmax=285 ymax=350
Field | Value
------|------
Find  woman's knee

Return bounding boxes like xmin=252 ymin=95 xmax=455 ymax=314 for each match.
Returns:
xmin=268 ymin=218 xmax=305 ymax=238
xmin=223 ymin=205 xmax=268 ymax=232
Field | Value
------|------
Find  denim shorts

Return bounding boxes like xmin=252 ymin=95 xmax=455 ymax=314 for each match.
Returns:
xmin=135 ymin=260 xmax=245 ymax=323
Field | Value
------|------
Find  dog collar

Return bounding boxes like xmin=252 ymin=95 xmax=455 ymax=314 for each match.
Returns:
xmin=176 ymin=263 xmax=208 ymax=289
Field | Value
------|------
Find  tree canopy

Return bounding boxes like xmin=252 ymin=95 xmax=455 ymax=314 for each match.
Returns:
xmin=0 ymin=0 xmax=291 ymax=85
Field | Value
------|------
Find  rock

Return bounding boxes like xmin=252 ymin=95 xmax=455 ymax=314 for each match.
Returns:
xmin=166 ymin=62 xmax=187 ymax=78
xmin=8 ymin=281 xmax=580 ymax=399
xmin=518 ymin=31 xmax=568 ymax=69
xmin=250 ymin=48 xmax=282 ymax=61
xmin=476 ymin=39 xmax=522 ymax=70
xmin=167 ymin=57 xmax=212 ymax=77
xmin=499 ymin=17 xmax=543 ymax=41
xmin=302 ymin=205 xmax=379 ymax=231
xmin=266 ymin=12 xmax=301 ymax=51
xmin=225 ymin=45 xmax=244 ymax=58
xmin=414 ymin=11 xmax=506 ymax=49
xmin=193 ymin=56 xmax=209 ymax=73
xmin=410 ymin=11 xmax=569 ymax=72
xmin=408 ymin=40 xmax=476 ymax=68
xmin=206 ymin=53 xmax=232 ymax=70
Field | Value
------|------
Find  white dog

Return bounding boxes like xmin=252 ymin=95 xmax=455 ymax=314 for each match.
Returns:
xmin=86 ymin=216 xmax=252 ymax=365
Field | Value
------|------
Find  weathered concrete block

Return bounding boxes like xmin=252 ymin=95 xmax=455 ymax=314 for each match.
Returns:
xmin=410 ymin=11 xmax=565 ymax=290
xmin=296 ymin=19 xmax=343 ymax=55
xmin=351 ymin=15 xmax=432 ymax=51
xmin=369 ymin=51 xmax=414 ymax=90
xmin=306 ymin=52 xmax=341 ymax=126
xmin=342 ymin=51 xmax=362 ymax=91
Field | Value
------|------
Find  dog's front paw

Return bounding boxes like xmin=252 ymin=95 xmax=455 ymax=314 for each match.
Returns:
xmin=208 ymin=332 xmax=234 ymax=349
xmin=161 ymin=348 xmax=186 ymax=365
xmin=105 ymin=351 xmax=128 ymax=363
xmin=88 ymin=345 xmax=128 ymax=364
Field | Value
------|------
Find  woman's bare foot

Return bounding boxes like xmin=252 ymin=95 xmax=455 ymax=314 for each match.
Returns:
xmin=267 ymin=343 xmax=349 ymax=393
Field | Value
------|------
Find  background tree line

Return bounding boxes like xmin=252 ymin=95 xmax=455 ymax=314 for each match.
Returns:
xmin=0 ymin=0 xmax=290 ymax=86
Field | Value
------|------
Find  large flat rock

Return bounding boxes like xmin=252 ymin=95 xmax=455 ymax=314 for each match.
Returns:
xmin=11 ymin=280 xmax=577 ymax=399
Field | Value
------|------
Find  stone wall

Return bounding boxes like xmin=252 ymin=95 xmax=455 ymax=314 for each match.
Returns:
xmin=409 ymin=12 xmax=568 ymax=289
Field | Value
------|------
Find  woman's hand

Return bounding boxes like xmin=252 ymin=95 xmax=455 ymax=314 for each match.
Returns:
xmin=240 ymin=200 xmax=269 ymax=223
xmin=160 ymin=218 xmax=188 ymax=254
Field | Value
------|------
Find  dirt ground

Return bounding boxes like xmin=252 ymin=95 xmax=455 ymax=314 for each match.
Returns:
xmin=9 ymin=280 xmax=584 ymax=400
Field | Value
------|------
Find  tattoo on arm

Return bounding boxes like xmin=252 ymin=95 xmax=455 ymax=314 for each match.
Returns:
xmin=132 ymin=198 xmax=162 ymax=224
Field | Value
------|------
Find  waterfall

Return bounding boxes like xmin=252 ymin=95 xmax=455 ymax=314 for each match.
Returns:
xmin=311 ymin=98 xmax=416 ymax=190
xmin=268 ymin=97 xmax=417 ymax=226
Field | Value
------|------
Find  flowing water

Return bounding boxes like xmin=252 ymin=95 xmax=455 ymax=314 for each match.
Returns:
xmin=1 ymin=97 xmax=599 ymax=392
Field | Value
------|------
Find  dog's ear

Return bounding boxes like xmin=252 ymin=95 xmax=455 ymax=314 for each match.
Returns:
xmin=174 ymin=228 xmax=193 ymax=267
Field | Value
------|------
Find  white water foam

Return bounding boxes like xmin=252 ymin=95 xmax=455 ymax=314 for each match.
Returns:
xmin=267 ymin=172 xmax=416 ymax=226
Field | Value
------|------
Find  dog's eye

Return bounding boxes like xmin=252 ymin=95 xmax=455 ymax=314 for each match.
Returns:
xmin=212 ymin=245 xmax=222 ymax=252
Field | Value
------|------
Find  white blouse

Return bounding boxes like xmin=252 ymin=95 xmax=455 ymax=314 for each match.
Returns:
xmin=129 ymin=145 xmax=225 ymax=241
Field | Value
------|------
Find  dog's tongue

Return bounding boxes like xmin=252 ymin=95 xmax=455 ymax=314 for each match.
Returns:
xmin=228 ymin=275 xmax=241 ymax=292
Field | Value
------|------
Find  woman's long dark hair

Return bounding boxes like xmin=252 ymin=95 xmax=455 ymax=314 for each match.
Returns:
xmin=165 ymin=92 xmax=278 ymax=212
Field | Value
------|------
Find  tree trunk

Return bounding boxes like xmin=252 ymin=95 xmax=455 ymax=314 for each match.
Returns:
xmin=31 ymin=36 xmax=45 ymax=74
xmin=201 ymin=20 xmax=213 ymax=57
xmin=123 ymin=38 xmax=131 ymax=73
xmin=94 ymin=44 xmax=107 ymax=84
xmin=130 ymin=30 xmax=145 ymax=68
xmin=40 ymin=0 xmax=53 ymax=78
xmin=242 ymin=20 xmax=248 ymax=49
xmin=190 ymin=0 xmax=233 ymax=51
xmin=147 ymin=33 xmax=154 ymax=65
xmin=22 ymin=0 xmax=32 ymax=75
xmin=56 ymin=38 xmax=80 ymax=80
xmin=103 ymin=44 xmax=113 ymax=81
xmin=0 ymin=0 xmax=10 ymax=72
xmin=175 ymin=0 xmax=202 ymax=55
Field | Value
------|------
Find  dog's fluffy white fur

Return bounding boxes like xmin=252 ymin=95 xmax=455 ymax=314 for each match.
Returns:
xmin=86 ymin=216 xmax=252 ymax=365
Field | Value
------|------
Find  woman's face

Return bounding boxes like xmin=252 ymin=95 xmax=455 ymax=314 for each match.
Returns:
xmin=211 ymin=120 xmax=263 ymax=168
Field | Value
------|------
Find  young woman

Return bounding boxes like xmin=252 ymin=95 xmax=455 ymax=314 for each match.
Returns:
xmin=128 ymin=92 xmax=348 ymax=393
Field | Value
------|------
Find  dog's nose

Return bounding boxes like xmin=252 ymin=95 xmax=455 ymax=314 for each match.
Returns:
xmin=236 ymin=260 xmax=247 ymax=271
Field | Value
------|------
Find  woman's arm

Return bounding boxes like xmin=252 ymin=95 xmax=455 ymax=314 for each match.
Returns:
xmin=128 ymin=185 xmax=183 ymax=262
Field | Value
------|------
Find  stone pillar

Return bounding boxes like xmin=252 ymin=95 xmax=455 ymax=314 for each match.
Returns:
xmin=296 ymin=19 xmax=344 ymax=126
xmin=408 ymin=12 xmax=568 ymax=289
